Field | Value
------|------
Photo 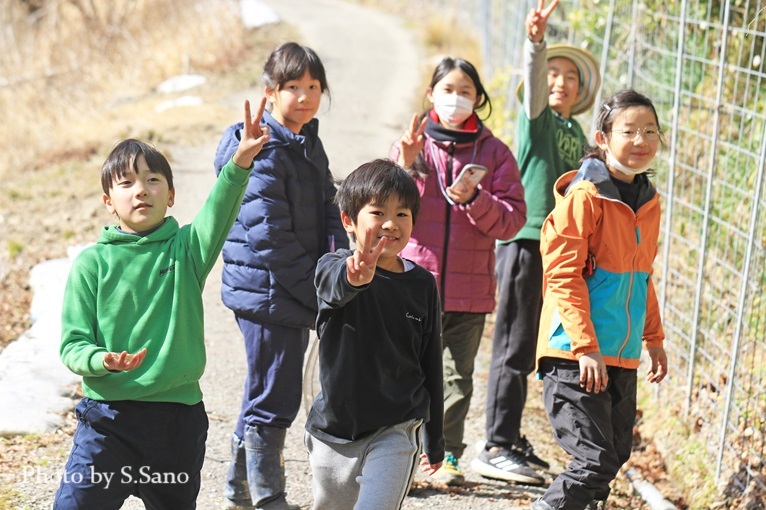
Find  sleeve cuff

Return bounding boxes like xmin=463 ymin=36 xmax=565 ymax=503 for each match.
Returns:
xmin=220 ymin=157 xmax=252 ymax=187
xmin=88 ymin=352 xmax=111 ymax=376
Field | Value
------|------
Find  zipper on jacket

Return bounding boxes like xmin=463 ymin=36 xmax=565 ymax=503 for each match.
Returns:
xmin=440 ymin=142 xmax=455 ymax=299
xmin=616 ymin=215 xmax=641 ymax=364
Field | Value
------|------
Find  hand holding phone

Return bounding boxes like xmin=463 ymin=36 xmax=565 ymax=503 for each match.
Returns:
xmin=450 ymin=164 xmax=488 ymax=194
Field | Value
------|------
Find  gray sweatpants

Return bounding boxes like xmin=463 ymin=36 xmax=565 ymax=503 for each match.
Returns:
xmin=306 ymin=419 xmax=422 ymax=510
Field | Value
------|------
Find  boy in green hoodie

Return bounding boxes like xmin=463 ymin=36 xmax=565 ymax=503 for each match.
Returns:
xmin=54 ymin=98 xmax=270 ymax=510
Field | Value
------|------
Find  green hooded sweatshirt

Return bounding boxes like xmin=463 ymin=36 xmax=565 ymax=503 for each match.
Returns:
xmin=60 ymin=159 xmax=249 ymax=404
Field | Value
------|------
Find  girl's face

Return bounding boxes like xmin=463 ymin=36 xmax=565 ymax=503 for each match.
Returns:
xmin=597 ymin=106 xmax=660 ymax=182
xmin=265 ymin=70 xmax=322 ymax=134
xmin=102 ymin=154 xmax=174 ymax=233
xmin=427 ymin=68 xmax=480 ymax=129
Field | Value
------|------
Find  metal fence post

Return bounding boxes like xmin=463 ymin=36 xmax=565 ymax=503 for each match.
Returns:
xmin=591 ymin=0 xmax=616 ymax=134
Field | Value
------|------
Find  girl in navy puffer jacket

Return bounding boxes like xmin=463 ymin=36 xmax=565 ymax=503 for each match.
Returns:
xmin=215 ymin=42 xmax=347 ymax=510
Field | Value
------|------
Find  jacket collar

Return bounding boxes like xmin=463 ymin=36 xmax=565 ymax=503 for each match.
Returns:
xmin=556 ymin=157 xmax=656 ymax=208
xmin=260 ymin=110 xmax=319 ymax=151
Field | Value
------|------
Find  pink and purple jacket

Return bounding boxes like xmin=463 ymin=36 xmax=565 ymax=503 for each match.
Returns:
xmin=390 ymin=112 xmax=526 ymax=313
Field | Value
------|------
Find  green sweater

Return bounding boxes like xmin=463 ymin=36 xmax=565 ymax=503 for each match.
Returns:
xmin=60 ymin=159 xmax=249 ymax=404
xmin=509 ymin=38 xmax=588 ymax=242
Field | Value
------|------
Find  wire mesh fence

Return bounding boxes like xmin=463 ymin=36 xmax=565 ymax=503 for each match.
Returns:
xmin=426 ymin=0 xmax=766 ymax=505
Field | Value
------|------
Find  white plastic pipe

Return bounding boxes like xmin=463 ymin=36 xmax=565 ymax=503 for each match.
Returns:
xmin=625 ymin=469 xmax=678 ymax=510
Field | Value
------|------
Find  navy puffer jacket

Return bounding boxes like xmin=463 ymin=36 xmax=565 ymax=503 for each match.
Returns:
xmin=214 ymin=110 xmax=348 ymax=328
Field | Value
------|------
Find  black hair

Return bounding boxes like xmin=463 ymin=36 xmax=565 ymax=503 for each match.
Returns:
xmin=581 ymin=89 xmax=665 ymax=164
xmin=336 ymin=159 xmax=421 ymax=225
xmin=101 ymin=139 xmax=173 ymax=195
xmin=427 ymin=57 xmax=492 ymax=119
xmin=262 ymin=42 xmax=330 ymax=98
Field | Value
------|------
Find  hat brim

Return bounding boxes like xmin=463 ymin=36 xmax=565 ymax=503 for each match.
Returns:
xmin=516 ymin=44 xmax=602 ymax=116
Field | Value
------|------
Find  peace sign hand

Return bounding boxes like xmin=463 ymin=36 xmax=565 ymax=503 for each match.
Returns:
xmin=346 ymin=228 xmax=388 ymax=287
xmin=398 ymin=114 xmax=427 ymax=170
xmin=526 ymin=0 xmax=560 ymax=43
xmin=232 ymin=97 xmax=271 ymax=169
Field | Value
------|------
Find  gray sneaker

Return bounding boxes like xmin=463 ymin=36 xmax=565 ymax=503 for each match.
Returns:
xmin=470 ymin=446 xmax=545 ymax=485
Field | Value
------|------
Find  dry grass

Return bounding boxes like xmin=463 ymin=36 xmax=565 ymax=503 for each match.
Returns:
xmin=0 ymin=0 xmax=248 ymax=178
xmin=0 ymin=0 xmax=294 ymax=349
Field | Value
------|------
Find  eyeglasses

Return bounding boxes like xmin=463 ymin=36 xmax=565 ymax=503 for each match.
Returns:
xmin=611 ymin=127 xmax=660 ymax=141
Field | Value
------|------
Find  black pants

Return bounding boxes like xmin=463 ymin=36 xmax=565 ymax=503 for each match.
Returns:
xmin=540 ymin=360 xmax=637 ymax=510
xmin=484 ymin=239 xmax=542 ymax=448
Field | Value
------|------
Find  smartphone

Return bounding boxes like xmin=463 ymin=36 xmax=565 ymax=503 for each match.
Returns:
xmin=451 ymin=164 xmax=488 ymax=193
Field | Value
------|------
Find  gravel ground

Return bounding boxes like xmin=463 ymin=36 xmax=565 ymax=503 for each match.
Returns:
xmin=6 ymin=0 xmax=673 ymax=508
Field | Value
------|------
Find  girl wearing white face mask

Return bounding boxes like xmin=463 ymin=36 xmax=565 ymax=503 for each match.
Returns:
xmin=389 ymin=57 xmax=527 ymax=486
xmin=532 ymin=89 xmax=668 ymax=510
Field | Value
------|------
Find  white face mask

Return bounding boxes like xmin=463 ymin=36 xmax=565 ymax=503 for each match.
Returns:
xmin=606 ymin=151 xmax=653 ymax=176
xmin=433 ymin=93 xmax=474 ymax=127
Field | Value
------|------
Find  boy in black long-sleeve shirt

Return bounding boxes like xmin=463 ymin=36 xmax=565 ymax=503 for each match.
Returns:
xmin=305 ymin=159 xmax=444 ymax=510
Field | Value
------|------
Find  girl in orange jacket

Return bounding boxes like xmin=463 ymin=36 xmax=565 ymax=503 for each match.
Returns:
xmin=533 ymin=90 xmax=668 ymax=510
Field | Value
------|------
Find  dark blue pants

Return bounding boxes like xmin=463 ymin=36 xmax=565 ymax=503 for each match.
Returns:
xmin=53 ymin=398 xmax=208 ymax=510
xmin=485 ymin=239 xmax=543 ymax=448
xmin=234 ymin=316 xmax=309 ymax=439
xmin=540 ymin=360 xmax=637 ymax=510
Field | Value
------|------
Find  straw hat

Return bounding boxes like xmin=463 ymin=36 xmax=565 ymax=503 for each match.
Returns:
xmin=516 ymin=43 xmax=602 ymax=116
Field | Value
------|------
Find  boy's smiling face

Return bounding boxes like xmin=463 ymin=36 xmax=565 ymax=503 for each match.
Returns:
xmin=547 ymin=57 xmax=580 ymax=118
xmin=102 ymin=154 xmax=175 ymax=233
xmin=342 ymin=195 xmax=413 ymax=272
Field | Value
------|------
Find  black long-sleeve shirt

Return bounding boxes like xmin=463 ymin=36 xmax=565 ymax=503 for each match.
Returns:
xmin=306 ymin=249 xmax=445 ymax=464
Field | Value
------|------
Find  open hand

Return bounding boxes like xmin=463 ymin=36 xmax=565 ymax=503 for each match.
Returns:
xmin=526 ymin=0 xmax=560 ymax=43
xmin=646 ymin=347 xmax=668 ymax=383
xmin=346 ymin=228 xmax=387 ymax=287
xmin=579 ymin=351 xmax=608 ymax=393
xmin=233 ymin=97 xmax=271 ymax=169
xmin=103 ymin=348 xmax=147 ymax=372
xmin=420 ymin=453 xmax=442 ymax=476
xmin=398 ymin=114 xmax=427 ymax=169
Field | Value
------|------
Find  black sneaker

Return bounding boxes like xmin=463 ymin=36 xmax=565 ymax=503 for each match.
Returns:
xmin=470 ymin=446 xmax=545 ymax=485
xmin=516 ymin=435 xmax=550 ymax=471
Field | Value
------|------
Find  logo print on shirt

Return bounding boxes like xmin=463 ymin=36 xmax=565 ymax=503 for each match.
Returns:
xmin=406 ymin=313 xmax=422 ymax=322
xmin=159 ymin=265 xmax=175 ymax=277
xmin=557 ymin=130 xmax=584 ymax=169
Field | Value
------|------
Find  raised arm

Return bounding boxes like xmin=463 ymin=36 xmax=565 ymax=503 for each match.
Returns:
xmin=527 ymin=0 xmax=559 ymax=43
xmin=187 ymin=99 xmax=270 ymax=282
xmin=524 ymin=0 xmax=560 ymax=120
